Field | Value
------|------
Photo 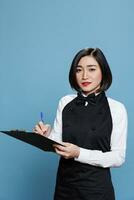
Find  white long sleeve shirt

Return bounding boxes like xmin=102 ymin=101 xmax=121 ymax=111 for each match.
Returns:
xmin=49 ymin=94 xmax=128 ymax=168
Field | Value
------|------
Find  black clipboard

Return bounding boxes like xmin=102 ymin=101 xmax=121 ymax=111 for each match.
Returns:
xmin=0 ymin=130 xmax=64 ymax=152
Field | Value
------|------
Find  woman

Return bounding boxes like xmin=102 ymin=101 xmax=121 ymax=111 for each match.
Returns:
xmin=34 ymin=48 xmax=128 ymax=200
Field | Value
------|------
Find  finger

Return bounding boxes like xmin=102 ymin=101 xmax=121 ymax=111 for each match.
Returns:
xmin=33 ymin=128 xmax=39 ymax=134
xmin=55 ymin=148 xmax=69 ymax=158
xmin=53 ymin=144 xmax=67 ymax=152
xmin=38 ymin=121 xmax=45 ymax=130
xmin=38 ymin=121 xmax=50 ymax=133
xmin=61 ymin=142 xmax=72 ymax=147
xmin=35 ymin=125 xmax=44 ymax=135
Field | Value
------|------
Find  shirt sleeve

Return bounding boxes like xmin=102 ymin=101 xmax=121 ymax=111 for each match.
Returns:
xmin=48 ymin=99 xmax=63 ymax=143
xmin=75 ymin=100 xmax=128 ymax=168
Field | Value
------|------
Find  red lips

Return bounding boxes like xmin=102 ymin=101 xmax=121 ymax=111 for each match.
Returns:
xmin=81 ymin=82 xmax=91 ymax=87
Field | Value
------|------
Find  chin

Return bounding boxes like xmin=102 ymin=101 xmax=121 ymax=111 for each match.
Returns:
xmin=82 ymin=90 xmax=93 ymax=94
xmin=82 ymin=88 xmax=98 ymax=95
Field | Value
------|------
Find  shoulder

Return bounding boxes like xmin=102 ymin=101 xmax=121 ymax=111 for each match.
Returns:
xmin=58 ymin=94 xmax=77 ymax=110
xmin=107 ymin=97 xmax=127 ymax=111
xmin=107 ymin=96 xmax=127 ymax=121
xmin=60 ymin=94 xmax=77 ymax=102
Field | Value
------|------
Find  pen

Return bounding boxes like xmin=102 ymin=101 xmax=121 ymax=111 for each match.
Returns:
xmin=40 ymin=112 xmax=44 ymax=123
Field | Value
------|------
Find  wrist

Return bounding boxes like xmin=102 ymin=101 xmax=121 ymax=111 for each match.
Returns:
xmin=75 ymin=146 xmax=80 ymax=158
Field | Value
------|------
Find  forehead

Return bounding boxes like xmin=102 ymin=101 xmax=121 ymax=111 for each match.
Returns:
xmin=78 ymin=56 xmax=99 ymax=66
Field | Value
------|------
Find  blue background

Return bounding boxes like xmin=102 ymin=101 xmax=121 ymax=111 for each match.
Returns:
xmin=0 ymin=0 xmax=133 ymax=199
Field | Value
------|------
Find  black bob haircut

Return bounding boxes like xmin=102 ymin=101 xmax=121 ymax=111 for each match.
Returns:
xmin=69 ymin=48 xmax=112 ymax=93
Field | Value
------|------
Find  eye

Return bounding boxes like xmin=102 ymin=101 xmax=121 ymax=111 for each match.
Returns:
xmin=88 ymin=68 xmax=96 ymax=72
xmin=76 ymin=68 xmax=82 ymax=73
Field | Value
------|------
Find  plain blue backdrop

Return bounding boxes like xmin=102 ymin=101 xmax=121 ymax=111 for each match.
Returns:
xmin=0 ymin=0 xmax=133 ymax=199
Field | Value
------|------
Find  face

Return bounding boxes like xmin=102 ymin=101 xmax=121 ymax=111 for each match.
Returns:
xmin=75 ymin=56 xmax=102 ymax=95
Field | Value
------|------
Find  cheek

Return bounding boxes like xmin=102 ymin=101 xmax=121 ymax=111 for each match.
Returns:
xmin=95 ymin=72 xmax=102 ymax=83
xmin=98 ymin=73 xmax=102 ymax=82
xmin=75 ymin=74 xmax=80 ymax=83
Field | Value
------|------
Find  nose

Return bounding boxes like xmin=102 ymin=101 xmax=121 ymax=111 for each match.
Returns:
xmin=82 ymin=70 xmax=88 ymax=79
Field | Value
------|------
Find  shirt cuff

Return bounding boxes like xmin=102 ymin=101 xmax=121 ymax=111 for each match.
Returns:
xmin=74 ymin=147 xmax=90 ymax=163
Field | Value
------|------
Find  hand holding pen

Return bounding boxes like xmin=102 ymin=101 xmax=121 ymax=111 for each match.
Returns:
xmin=33 ymin=112 xmax=51 ymax=137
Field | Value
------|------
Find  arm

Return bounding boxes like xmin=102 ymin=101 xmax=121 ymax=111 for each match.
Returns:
xmin=74 ymin=101 xmax=128 ymax=168
xmin=48 ymin=99 xmax=63 ymax=142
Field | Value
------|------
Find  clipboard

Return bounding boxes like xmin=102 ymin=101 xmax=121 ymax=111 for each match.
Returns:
xmin=0 ymin=130 xmax=64 ymax=152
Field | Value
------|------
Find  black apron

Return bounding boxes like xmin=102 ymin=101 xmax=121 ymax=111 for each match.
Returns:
xmin=54 ymin=92 xmax=115 ymax=200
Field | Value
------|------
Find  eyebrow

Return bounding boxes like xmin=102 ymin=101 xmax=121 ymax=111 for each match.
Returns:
xmin=76 ymin=64 xmax=97 ymax=68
